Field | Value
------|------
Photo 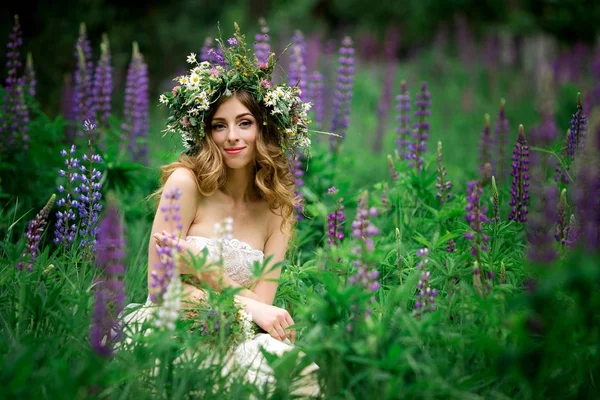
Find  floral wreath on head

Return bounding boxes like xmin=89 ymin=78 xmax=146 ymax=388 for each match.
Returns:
xmin=159 ymin=22 xmax=314 ymax=157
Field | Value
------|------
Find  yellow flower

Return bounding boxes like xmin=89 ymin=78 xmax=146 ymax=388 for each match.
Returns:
xmin=235 ymin=61 xmax=240 ymax=66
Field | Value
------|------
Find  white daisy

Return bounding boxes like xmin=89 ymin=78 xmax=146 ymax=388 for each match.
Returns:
xmin=186 ymin=53 xmax=197 ymax=64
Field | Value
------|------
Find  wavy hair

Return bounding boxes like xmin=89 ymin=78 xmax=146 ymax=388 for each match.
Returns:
xmin=154 ymin=89 xmax=299 ymax=235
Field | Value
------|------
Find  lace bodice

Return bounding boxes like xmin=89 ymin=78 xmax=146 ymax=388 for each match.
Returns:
xmin=185 ymin=236 xmax=264 ymax=288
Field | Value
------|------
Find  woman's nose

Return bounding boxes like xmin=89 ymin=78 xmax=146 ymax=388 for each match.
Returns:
xmin=226 ymin=126 xmax=240 ymax=142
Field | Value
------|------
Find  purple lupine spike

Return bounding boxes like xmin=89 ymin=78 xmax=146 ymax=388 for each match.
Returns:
xmin=351 ymin=191 xmax=379 ymax=252
xmin=478 ymin=114 xmax=494 ymax=173
xmin=508 ymin=125 xmax=531 ymax=223
xmin=387 ymin=154 xmax=399 ymax=181
xmin=0 ymin=15 xmax=28 ymax=154
xmin=199 ymin=37 xmax=214 ymax=62
xmin=91 ymin=200 xmax=125 ymax=357
xmin=70 ymin=23 xmax=95 ymax=141
xmin=348 ymin=260 xmax=380 ymax=293
xmin=327 ymin=187 xmax=345 ymax=246
xmin=307 ymin=71 xmax=324 ymax=129
xmin=330 ymin=36 xmax=355 ymax=150
xmin=289 ymin=152 xmax=305 ymax=220
xmin=92 ymin=35 xmax=113 ymax=133
xmin=254 ymin=18 xmax=271 ymax=66
xmin=150 ymin=188 xmax=183 ymax=303
xmin=414 ymin=248 xmax=438 ymax=318
xmin=565 ymin=214 xmax=578 ymax=248
xmin=446 ymin=239 xmax=456 ymax=253
xmin=411 ymin=81 xmax=431 ymax=171
xmin=54 ymin=145 xmax=80 ymax=248
xmin=554 ymin=131 xmax=570 ymax=185
xmin=464 ymin=180 xmax=490 ymax=265
xmin=22 ymin=52 xmax=36 ymax=98
xmin=122 ymin=42 xmax=149 ymax=164
xmin=76 ymin=120 xmax=104 ymax=251
xmin=494 ymin=99 xmax=510 ymax=183
xmin=373 ymin=30 xmax=398 ymax=153
xmin=395 ymin=80 xmax=411 ymax=160
xmin=17 ymin=194 xmax=57 ymax=271
xmin=288 ymin=30 xmax=308 ymax=102
xmin=556 ymin=93 xmax=588 ymax=185
xmin=526 ymin=183 xmax=558 ymax=264
xmin=435 ymin=141 xmax=452 ymax=204
xmin=530 ymin=111 xmax=558 ymax=150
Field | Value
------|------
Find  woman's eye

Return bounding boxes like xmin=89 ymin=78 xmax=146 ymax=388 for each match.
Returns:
xmin=240 ymin=120 xmax=252 ymax=128
xmin=212 ymin=124 xmax=225 ymax=130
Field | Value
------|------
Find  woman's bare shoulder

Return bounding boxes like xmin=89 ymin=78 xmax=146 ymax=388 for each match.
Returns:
xmin=164 ymin=167 xmax=199 ymax=193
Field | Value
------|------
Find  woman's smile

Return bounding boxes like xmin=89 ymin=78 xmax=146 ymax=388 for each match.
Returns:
xmin=224 ymin=146 xmax=246 ymax=155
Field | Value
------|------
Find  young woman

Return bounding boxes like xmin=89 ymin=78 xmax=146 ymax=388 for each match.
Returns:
xmin=122 ymin=25 xmax=319 ymax=396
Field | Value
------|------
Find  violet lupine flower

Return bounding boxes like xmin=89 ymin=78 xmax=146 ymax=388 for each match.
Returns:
xmin=150 ymin=188 xmax=183 ymax=303
xmin=76 ymin=120 xmax=104 ymax=250
xmin=478 ymin=114 xmax=494 ymax=173
xmin=22 ymin=52 xmax=36 ymax=97
xmin=435 ymin=141 xmax=452 ymax=204
xmin=446 ymin=239 xmax=456 ymax=253
xmin=351 ymin=191 xmax=380 ymax=252
xmin=122 ymin=42 xmax=149 ymax=164
xmin=565 ymin=214 xmax=578 ymax=248
xmin=307 ymin=71 xmax=324 ymax=129
xmin=410 ymin=82 xmax=431 ymax=171
xmin=494 ymin=99 xmax=510 ymax=183
xmin=395 ymin=80 xmax=411 ymax=160
xmin=200 ymin=37 xmax=214 ymax=62
xmin=530 ymin=111 xmax=558 ymax=150
xmin=90 ymin=201 xmax=125 ymax=357
xmin=556 ymin=93 xmax=588 ymax=185
xmin=526 ymin=184 xmax=558 ymax=264
xmin=288 ymin=30 xmax=308 ymax=102
xmin=327 ymin=187 xmax=345 ymax=246
xmin=70 ymin=23 xmax=95 ymax=141
xmin=465 ymin=180 xmax=490 ymax=263
xmin=508 ymin=125 xmax=531 ymax=223
xmin=348 ymin=261 xmax=380 ymax=293
xmin=17 ymin=194 xmax=56 ymax=271
xmin=0 ymin=15 xmax=27 ymax=154
xmin=92 ymin=35 xmax=113 ymax=132
xmin=289 ymin=152 xmax=305 ymax=220
xmin=330 ymin=36 xmax=355 ymax=150
xmin=254 ymin=18 xmax=271 ymax=66
xmin=414 ymin=248 xmax=438 ymax=318
xmin=54 ymin=145 xmax=80 ymax=248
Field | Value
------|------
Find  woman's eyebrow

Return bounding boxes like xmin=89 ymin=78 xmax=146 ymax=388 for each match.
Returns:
xmin=212 ymin=113 xmax=253 ymax=121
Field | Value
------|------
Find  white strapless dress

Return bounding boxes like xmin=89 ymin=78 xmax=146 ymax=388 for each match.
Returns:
xmin=120 ymin=236 xmax=320 ymax=397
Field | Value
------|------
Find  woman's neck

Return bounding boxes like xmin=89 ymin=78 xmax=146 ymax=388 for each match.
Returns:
xmin=222 ymin=165 xmax=257 ymax=203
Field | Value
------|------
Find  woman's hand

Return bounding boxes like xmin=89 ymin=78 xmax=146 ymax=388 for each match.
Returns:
xmin=244 ymin=299 xmax=296 ymax=343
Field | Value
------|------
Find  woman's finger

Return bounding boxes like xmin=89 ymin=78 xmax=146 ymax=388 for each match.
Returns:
xmin=272 ymin=323 xmax=287 ymax=342
xmin=284 ymin=314 xmax=296 ymax=344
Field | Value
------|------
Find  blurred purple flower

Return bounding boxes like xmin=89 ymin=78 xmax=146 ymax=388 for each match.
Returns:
xmin=288 ymin=30 xmax=307 ymax=101
xmin=352 ymin=191 xmax=379 ymax=252
xmin=307 ymin=71 xmax=324 ymax=129
xmin=327 ymin=188 xmax=345 ymax=246
xmin=122 ymin=42 xmax=149 ymax=164
xmin=395 ymin=80 xmax=411 ymax=160
xmin=414 ymin=248 xmax=438 ymax=318
xmin=254 ymin=18 xmax=271 ymax=66
xmin=555 ymin=93 xmax=587 ymax=185
xmin=465 ymin=180 xmax=490 ymax=262
xmin=17 ymin=194 xmax=56 ymax=271
xmin=92 ymin=35 xmax=113 ymax=134
xmin=508 ymin=125 xmax=530 ymax=223
xmin=70 ymin=23 xmax=95 ymax=141
xmin=478 ymin=114 xmax=493 ymax=173
xmin=54 ymin=145 xmax=80 ymax=248
xmin=435 ymin=141 xmax=452 ymax=204
xmin=493 ymin=99 xmax=510 ymax=183
xmin=410 ymin=82 xmax=431 ymax=171
xmin=330 ymin=36 xmax=355 ymax=150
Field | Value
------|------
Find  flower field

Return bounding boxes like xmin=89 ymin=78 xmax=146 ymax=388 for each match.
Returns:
xmin=0 ymin=11 xmax=599 ymax=400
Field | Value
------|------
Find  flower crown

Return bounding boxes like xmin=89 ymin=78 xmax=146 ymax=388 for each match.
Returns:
xmin=159 ymin=23 xmax=312 ymax=156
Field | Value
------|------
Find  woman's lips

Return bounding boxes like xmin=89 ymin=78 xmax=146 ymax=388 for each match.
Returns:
xmin=224 ymin=147 xmax=245 ymax=155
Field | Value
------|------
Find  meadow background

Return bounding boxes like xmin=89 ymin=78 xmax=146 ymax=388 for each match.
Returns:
xmin=0 ymin=1 xmax=599 ymax=399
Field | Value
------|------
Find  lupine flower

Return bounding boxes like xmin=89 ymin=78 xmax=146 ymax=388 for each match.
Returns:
xmin=530 ymin=111 xmax=558 ymax=150
xmin=22 ymin=52 xmax=36 ymax=97
xmin=54 ymin=145 xmax=80 ymax=248
xmin=307 ymin=71 xmax=324 ymax=129
xmin=351 ymin=191 xmax=379 ymax=252
xmin=491 ymin=176 xmax=500 ymax=224
xmin=288 ymin=30 xmax=307 ymax=101
xmin=395 ymin=80 xmax=412 ymax=160
xmin=150 ymin=188 xmax=183 ymax=303
xmin=330 ymin=36 xmax=355 ymax=150
xmin=92 ymin=35 xmax=113 ymax=132
xmin=373 ymin=33 xmax=397 ymax=153
xmin=348 ymin=261 xmax=380 ymax=293
xmin=0 ymin=15 xmax=28 ymax=154
xmin=465 ymin=180 xmax=490 ymax=263
xmin=17 ymin=194 xmax=56 ymax=271
xmin=508 ymin=125 xmax=531 ymax=223
xmin=253 ymin=18 xmax=271 ymax=66
xmin=154 ymin=268 xmax=182 ymax=331
xmin=446 ymin=239 xmax=456 ymax=253
xmin=566 ymin=214 xmax=578 ymax=248
xmin=327 ymin=187 xmax=345 ymax=246
xmin=435 ymin=141 xmax=452 ymax=204
xmin=472 ymin=261 xmax=484 ymax=296
xmin=70 ymin=23 xmax=95 ymax=141
xmin=200 ymin=37 xmax=214 ymax=63
xmin=76 ymin=120 xmax=104 ymax=251
xmin=122 ymin=42 xmax=149 ymax=164
xmin=526 ymin=184 xmax=558 ymax=263
xmin=90 ymin=200 xmax=125 ymax=356
xmin=387 ymin=154 xmax=399 ymax=181
xmin=414 ymin=248 xmax=438 ymax=318
xmin=289 ymin=152 xmax=305 ymax=220
xmin=410 ymin=82 xmax=431 ymax=171
xmin=555 ymin=93 xmax=588 ymax=185
xmin=554 ymin=188 xmax=568 ymax=246
xmin=494 ymin=99 xmax=510 ymax=183
xmin=554 ymin=132 xmax=570 ymax=185
xmin=478 ymin=114 xmax=493 ymax=173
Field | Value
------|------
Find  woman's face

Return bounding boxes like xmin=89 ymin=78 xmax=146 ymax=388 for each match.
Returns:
xmin=210 ymin=95 xmax=258 ymax=170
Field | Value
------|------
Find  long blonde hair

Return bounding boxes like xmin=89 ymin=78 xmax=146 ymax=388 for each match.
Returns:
xmin=154 ymin=89 xmax=299 ymax=234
